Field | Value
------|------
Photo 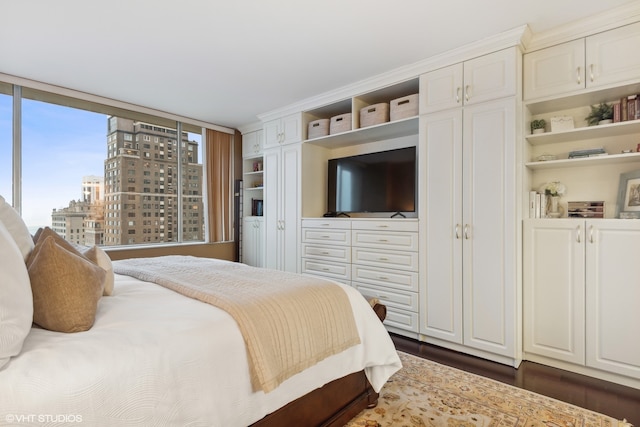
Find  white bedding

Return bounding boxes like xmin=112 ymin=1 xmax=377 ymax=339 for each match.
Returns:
xmin=0 ymin=272 xmax=401 ymax=427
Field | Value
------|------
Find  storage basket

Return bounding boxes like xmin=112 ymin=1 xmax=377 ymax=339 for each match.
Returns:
xmin=329 ymin=113 xmax=352 ymax=134
xmin=359 ymin=103 xmax=389 ymax=128
xmin=390 ymin=94 xmax=419 ymax=121
xmin=307 ymin=118 xmax=330 ymax=139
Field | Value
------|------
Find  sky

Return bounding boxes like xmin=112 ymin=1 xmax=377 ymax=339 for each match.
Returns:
xmin=0 ymin=94 xmax=201 ymax=229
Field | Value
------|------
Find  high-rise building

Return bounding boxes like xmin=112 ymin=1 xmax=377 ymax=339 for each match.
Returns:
xmin=103 ymin=117 xmax=203 ymax=246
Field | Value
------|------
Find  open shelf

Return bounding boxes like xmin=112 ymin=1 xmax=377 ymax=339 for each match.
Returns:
xmin=304 ymin=116 xmax=418 ymax=149
xmin=526 ymin=151 xmax=640 ymax=169
xmin=526 ymin=119 xmax=640 ymax=146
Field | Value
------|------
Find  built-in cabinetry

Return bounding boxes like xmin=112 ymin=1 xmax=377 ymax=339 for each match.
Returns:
xmin=523 ymin=219 xmax=640 ymax=387
xmin=264 ymin=142 xmax=301 ymax=273
xmin=242 ymin=217 xmax=264 ymax=268
xmin=419 ymin=47 xmax=520 ymax=365
xmin=241 ymin=130 xmax=264 ymax=267
xmin=523 ymin=23 xmax=640 ymax=218
xmin=301 ymin=218 xmax=419 ymax=337
xmin=263 ymin=113 xmax=302 ymax=149
xmin=524 ymin=22 xmax=640 ymax=101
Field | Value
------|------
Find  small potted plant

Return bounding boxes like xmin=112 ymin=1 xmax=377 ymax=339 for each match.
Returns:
xmin=585 ymin=102 xmax=614 ymax=126
xmin=531 ymin=119 xmax=546 ymax=134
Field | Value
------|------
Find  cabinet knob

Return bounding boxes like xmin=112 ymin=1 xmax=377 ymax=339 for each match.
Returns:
xmin=464 ymin=224 xmax=470 ymax=240
xmin=456 ymin=87 xmax=461 ymax=103
xmin=590 ymin=64 xmax=594 ymax=82
xmin=576 ymin=225 xmax=581 ymax=243
xmin=590 ymin=225 xmax=594 ymax=243
xmin=455 ymin=224 xmax=461 ymax=239
xmin=465 ymin=85 xmax=470 ymax=102
xmin=576 ymin=66 xmax=581 ymax=85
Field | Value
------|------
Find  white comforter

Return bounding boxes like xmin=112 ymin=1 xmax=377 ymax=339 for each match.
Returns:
xmin=0 ymin=273 xmax=401 ymax=427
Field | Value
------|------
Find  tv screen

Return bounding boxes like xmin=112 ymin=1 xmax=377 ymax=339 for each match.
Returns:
xmin=327 ymin=146 xmax=416 ymax=214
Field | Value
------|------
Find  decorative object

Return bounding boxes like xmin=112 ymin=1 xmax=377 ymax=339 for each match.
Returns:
xmin=536 ymin=153 xmax=557 ymax=161
xmin=307 ymin=118 xmax=330 ymax=139
xmin=550 ymin=115 xmax=574 ymax=132
xmin=530 ymin=118 xmax=546 ymax=134
xmin=585 ymin=102 xmax=614 ymax=126
xmin=616 ymin=169 xmax=640 ymax=218
xmin=359 ymin=103 xmax=389 ymax=128
xmin=389 ymin=94 xmax=418 ymax=121
xmin=329 ymin=113 xmax=352 ymax=134
xmin=568 ymin=201 xmax=605 ymax=218
xmin=540 ymin=181 xmax=566 ymax=218
xmin=347 ymin=352 xmax=632 ymax=427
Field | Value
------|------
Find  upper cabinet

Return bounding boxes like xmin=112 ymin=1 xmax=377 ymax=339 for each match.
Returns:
xmin=524 ymin=22 xmax=640 ymax=101
xmin=420 ymin=48 xmax=517 ymax=114
xmin=242 ymin=129 xmax=263 ymax=158
xmin=264 ymin=113 xmax=302 ymax=149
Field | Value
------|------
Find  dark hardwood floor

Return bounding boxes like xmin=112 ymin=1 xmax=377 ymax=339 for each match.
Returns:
xmin=391 ymin=334 xmax=640 ymax=426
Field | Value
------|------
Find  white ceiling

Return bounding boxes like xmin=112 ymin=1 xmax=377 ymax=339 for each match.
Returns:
xmin=1 ymin=0 xmax=637 ymax=130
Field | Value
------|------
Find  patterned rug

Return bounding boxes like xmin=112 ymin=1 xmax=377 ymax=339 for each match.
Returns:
xmin=347 ymin=352 xmax=632 ymax=427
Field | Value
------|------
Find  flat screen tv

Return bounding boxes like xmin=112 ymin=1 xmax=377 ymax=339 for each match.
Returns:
xmin=327 ymin=146 xmax=416 ymax=214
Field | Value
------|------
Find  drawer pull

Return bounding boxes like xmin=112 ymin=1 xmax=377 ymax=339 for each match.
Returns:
xmin=322 ymin=251 xmax=330 ymax=255
xmin=322 ymin=268 xmax=330 ymax=271
xmin=378 ymin=257 xmax=389 ymax=261
xmin=321 ymin=235 xmax=331 ymax=238
xmin=377 ymin=225 xmax=389 ymax=228
xmin=378 ymin=276 xmax=389 ymax=280
xmin=378 ymin=239 xmax=388 ymax=242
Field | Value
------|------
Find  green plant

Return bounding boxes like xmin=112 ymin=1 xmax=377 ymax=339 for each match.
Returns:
xmin=530 ymin=119 xmax=546 ymax=132
xmin=585 ymin=102 xmax=614 ymax=126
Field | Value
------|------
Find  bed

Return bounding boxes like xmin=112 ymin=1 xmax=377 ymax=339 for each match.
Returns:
xmin=0 ymin=197 xmax=402 ymax=427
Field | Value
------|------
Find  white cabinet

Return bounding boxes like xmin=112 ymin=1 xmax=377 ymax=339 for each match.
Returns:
xmin=524 ymin=22 xmax=640 ymax=100
xmin=352 ymin=219 xmax=420 ymax=337
xmin=523 ymin=219 xmax=585 ymax=365
xmin=524 ymin=219 xmax=640 ymax=382
xmin=420 ymin=97 xmax=518 ymax=361
xmin=264 ymin=113 xmax=302 ymax=149
xmin=242 ymin=217 xmax=264 ymax=268
xmin=420 ymin=48 xmax=516 ymax=113
xmin=264 ymin=143 xmax=301 ymax=273
xmin=301 ymin=218 xmax=351 ymax=284
xmin=242 ymin=129 xmax=263 ymax=158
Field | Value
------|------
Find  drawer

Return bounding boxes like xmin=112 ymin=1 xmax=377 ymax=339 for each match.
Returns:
xmin=302 ymin=243 xmax=351 ymax=263
xmin=352 ymin=247 xmax=418 ymax=271
xmin=352 ymin=229 xmax=418 ymax=251
xmin=384 ymin=307 xmax=419 ymax=333
xmin=354 ymin=282 xmax=418 ymax=312
xmin=301 ymin=258 xmax=350 ymax=281
xmin=302 ymin=218 xmax=351 ymax=230
xmin=351 ymin=219 xmax=418 ymax=232
xmin=302 ymin=273 xmax=350 ymax=287
xmin=302 ymin=228 xmax=351 ymax=245
xmin=352 ymin=264 xmax=418 ymax=292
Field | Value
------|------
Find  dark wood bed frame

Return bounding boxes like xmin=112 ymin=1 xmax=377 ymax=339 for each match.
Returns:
xmin=251 ymin=302 xmax=387 ymax=427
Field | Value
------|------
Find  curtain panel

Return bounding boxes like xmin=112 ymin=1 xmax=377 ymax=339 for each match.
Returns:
xmin=206 ymin=129 xmax=233 ymax=242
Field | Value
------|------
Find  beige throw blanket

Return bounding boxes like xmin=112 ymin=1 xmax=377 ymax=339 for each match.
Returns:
xmin=113 ymin=256 xmax=361 ymax=393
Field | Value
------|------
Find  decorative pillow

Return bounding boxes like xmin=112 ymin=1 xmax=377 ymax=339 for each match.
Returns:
xmin=33 ymin=227 xmax=114 ymax=296
xmin=0 ymin=195 xmax=34 ymax=261
xmin=0 ymin=221 xmax=34 ymax=369
xmin=28 ymin=236 xmax=105 ymax=333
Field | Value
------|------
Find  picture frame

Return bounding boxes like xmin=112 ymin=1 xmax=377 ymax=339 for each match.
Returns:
xmin=616 ymin=169 xmax=640 ymax=218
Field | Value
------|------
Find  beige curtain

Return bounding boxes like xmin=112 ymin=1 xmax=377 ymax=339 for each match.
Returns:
xmin=206 ymin=129 xmax=233 ymax=242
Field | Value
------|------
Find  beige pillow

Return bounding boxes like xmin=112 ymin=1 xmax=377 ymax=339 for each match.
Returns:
xmin=0 ymin=195 xmax=34 ymax=260
xmin=28 ymin=236 xmax=106 ymax=333
xmin=33 ymin=227 xmax=114 ymax=296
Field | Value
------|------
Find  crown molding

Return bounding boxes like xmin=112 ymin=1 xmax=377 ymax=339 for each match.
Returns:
xmin=525 ymin=3 xmax=640 ymax=52
xmin=257 ymin=25 xmax=529 ymax=123
xmin=237 ymin=121 xmax=263 ymax=134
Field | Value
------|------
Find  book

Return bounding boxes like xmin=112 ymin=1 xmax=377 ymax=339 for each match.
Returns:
xmin=613 ymin=101 xmax=621 ymax=123
xmin=621 ymin=96 xmax=628 ymax=121
xmin=568 ymin=147 xmax=606 ymax=158
xmin=529 ymin=191 xmax=537 ymax=218
xmin=628 ymin=95 xmax=637 ymax=122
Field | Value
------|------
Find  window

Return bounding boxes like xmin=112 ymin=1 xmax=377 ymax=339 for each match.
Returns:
xmin=6 ymin=82 xmax=210 ymax=247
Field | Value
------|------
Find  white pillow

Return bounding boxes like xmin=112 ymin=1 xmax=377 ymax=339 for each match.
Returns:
xmin=0 ymin=220 xmax=34 ymax=370
xmin=0 ymin=195 xmax=34 ymax=261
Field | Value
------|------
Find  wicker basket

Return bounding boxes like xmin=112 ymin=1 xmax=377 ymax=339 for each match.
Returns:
xmin=390 ymin=94 xmax=418 ymax=121
xmin=307 ymin=118 xmax=330 ymax=139
xmin=329 ymin=113 xmax=352 ymax=134
xmin=359 ymin=103 xmax=389 ymax=128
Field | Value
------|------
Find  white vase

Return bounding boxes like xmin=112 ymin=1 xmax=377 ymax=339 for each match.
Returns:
xmin=598 ymin=119 xmax=613 ymax=125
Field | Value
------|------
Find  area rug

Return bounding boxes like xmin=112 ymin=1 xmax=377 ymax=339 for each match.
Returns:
xmin=347 ymin=352 xmax=632 ymax=427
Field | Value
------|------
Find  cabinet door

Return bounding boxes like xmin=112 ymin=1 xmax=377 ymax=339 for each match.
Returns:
xmin=242 ymin=131 xmax=257 ymax=159
xmin=419 ymin=63 xmax=463 ymax=114
xmin=523 ymin=39 xmax=585 ymax=100
xmin=242 ymin=217 xmax=265 ymax=267
xmin=263 ymin=119 xmax=281 ymax=150
xmin=280 ymin=143 xmax=300 ymax=272
xmin=463 ymin=48 xmax=516 ymax=106
xmin=586 ymin=22 xmax=640 ymax=89
xmin=585 ymin=220 xmax=640 ymax=379
xmin=462 ymin=98 xmax=516 ymax=357
xmin=263 ymin=147 xmax=281 ymax=269
xmin=523 ymin=220 xmax=585 ymax=364
xmin=281 ymin=113 xmax=302 ymax=146
xmin=420 ymin=108 xmax=463 ymax=343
